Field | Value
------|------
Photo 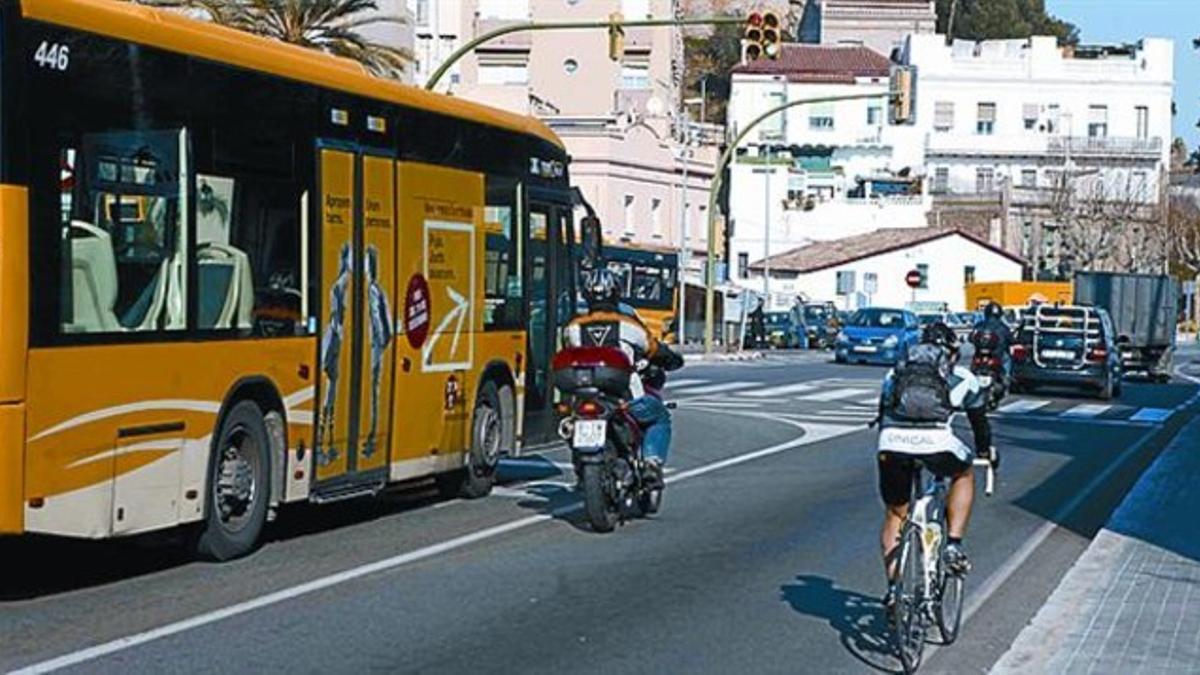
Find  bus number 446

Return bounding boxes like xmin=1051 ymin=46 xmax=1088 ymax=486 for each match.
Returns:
xmin=34 ymin=41 xmax=70 ymax=71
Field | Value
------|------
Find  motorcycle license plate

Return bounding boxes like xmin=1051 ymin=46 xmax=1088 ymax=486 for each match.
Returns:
xmin=978 ymin=375 xmax=993 ymax=387
xmin=573 ymin=419 xmax=606 ymax=448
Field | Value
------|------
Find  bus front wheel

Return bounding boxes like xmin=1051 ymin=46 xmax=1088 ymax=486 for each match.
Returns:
xmin=436 ymin=381 xmax=501 ymax=499
xmin=193 ymin=400 xmax=271 ymax=561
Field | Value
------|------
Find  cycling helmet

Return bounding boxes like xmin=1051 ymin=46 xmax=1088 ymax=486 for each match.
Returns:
xmin=983 ymin=301 xmax=1004 ymax=321
xmin=920 ymin=321 xmax=959 ymax=352
xmin=584 ymin=268 xmax=621 ymax=309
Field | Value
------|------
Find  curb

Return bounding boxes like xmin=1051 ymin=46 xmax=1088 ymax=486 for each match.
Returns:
xmin=992 ymin=393 xmax=1200 ymax=673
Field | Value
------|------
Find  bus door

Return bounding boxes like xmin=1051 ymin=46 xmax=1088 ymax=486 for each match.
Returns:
xmin=313 ymin=144 xmax=397 ymax=492
xmin=523 ymin=194 xmax=577 ymax=445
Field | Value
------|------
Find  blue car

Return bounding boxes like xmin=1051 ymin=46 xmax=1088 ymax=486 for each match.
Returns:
xmin=834 ymin=307 xmax=922 ymax=365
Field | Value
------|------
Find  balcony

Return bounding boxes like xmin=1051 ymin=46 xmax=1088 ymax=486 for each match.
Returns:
xmin=926 ymin=133 xmax=1164 ymax=160
xmin=1047 ymin=136 xmax=1163 ymax=158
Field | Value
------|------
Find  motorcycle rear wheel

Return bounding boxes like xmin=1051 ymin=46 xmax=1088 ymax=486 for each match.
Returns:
xmin=581 ymin=463 xmax=619 ymax=533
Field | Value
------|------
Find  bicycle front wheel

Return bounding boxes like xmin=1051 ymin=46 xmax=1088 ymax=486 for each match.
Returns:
xmin=893 ymin=525 xmax=926 ymax=674
xmin=936 ymin=564 xmax=965 ymax=644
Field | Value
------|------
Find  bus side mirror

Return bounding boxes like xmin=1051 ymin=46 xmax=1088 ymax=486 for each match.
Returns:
xmin=580 ymin=215 xmax=603 ymax=269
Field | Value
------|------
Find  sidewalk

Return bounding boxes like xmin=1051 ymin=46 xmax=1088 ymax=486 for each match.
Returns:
xmin=993 ymin=414 xmax=1200 ymax=674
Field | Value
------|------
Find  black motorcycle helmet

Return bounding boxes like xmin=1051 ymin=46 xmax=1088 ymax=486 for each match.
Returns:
xmin=921 ymin=321 xmax=959 ymax=354
xmin=983 ymin=301 xmax=1004 ymax=322
xmin=584 ymin=268 xmax=621 ymax=310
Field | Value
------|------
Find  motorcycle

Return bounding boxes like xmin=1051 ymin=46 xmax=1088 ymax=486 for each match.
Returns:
xmin=552 ymin=346 xmax=665 ymax=533
xmin=970 ymin=329 xmax=1009 ymax=411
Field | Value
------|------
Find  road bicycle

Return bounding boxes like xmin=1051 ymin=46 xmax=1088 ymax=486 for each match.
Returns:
xmin=890 ymin=448 xmax=997 ymax=674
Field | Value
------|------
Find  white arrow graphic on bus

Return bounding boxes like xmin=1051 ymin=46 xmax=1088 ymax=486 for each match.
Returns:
xmin=424 ymin=286 xmax=469 ymax=365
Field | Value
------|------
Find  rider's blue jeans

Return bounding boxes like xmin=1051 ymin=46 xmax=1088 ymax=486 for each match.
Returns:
xmin=628 ymin=395 xmax=671 ymax=464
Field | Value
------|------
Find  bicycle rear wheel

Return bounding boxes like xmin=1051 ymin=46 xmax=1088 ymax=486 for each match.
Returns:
xmin=936 ymin=561 xmax=965 ymax=644
xmin=892 ymin=525 xmax=926 ymax=674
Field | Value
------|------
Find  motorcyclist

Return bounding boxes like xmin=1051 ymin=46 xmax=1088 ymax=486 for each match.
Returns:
xmin=876 ymin=322 xmax=995 ymax=609
xmin=562 ymin=269 xmax=684 ymax=487
xmin=971 ymin=302 xmax=1014 ymax=379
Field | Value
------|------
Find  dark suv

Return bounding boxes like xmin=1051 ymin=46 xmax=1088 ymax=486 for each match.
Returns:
xmin=1012 ymin=304 xmax=1123 ymax=400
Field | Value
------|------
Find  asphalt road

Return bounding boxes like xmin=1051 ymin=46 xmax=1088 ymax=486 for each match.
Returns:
xmin=3 ymin=347 xmax=1198 ymax=674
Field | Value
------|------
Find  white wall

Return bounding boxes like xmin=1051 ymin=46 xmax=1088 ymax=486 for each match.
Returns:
xmin=759 ymin=233 xmax=1024 ymax=311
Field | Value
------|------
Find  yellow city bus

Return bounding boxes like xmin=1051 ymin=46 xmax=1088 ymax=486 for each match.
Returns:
xmin=0 ymin=0 xmax=583 ymax=559
xmin=600 ymin=244 xmax=679 ymax=342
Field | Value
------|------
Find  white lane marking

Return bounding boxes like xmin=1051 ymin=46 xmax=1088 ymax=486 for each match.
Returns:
xmin=672 ymin=381 xmax=758 ymax=396
xmin=12 ymin=410 xmax=854 ymax=675
xmin=797 ymin=387 xmax=872 ymax=402
xmin=736 ymin=382 xmax=818 ymax=398
xmin=1129 ymin=407 xmax=1172 ymax=423
xmin=997 ymin=399 xmax=1052 ymax=414
xmin=1060 ymin=403 xmax=1113 ymax=418
xmin=664 ymin=378 xmax=708 ymax=389
xmin=931 ymin=386 xmax=1200 ymax=667
xmin=926 ymin=417 xmax=1171 ymax=662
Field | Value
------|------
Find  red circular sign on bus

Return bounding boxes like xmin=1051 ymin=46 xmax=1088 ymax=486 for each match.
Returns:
xmin=404 ymin=273 xmax=431 ymax=349
xmin=905 ymin=269 xmax=923 ymax=289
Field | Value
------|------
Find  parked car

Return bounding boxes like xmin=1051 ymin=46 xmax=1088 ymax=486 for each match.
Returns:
xmin=918 ymin=311 xmax=972 ymax=343
xmin=1012 ymin=304 xmax=1123 ymax=400
xmin=764 ymin=311 xmax=803 ymax=349
xmin=799 ymin=302 xmax=839 ymax=349
xmin=835 ymin=307 xmax=922 ymax=365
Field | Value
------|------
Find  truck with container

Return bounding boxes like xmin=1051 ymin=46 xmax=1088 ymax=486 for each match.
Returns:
xmin=1073 ymin=272 xmax=1179 ymax=382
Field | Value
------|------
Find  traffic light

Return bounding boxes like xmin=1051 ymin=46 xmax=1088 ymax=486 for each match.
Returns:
xmin=608 ymin=12 xmax=624 ymax=62
xmin=761 ymin=11 xmax=782 ymax=59
xmin=743 ymin=10 xmax=784 ymax=62
xmin=890 ymin=65 xmax=916 ymax=125
xmin=743 ymin=12 xmax=764 ymax=62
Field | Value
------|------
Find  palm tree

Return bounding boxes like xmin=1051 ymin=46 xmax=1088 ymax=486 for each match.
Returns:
xmin=132 ymin=0 xmax=412 ymax=79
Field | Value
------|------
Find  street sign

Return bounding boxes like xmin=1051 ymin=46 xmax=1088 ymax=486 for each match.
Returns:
xmin=905 ymin=269 xmax=923 ymax=288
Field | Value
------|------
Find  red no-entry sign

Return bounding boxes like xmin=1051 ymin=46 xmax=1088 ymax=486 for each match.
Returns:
xmin=905 ymin=269 xmax=923 ymax=288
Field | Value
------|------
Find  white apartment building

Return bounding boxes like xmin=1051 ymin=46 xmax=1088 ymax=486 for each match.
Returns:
xmin=726 ymin=44 xmax=930 ymax=290
xmin=903 ymin=34 xmax=1174 ymax=275
xmin=409 ymin=0 xmax=718 ymax=274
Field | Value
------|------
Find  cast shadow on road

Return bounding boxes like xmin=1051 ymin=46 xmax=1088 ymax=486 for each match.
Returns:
xmin=779 ymin=575 xmax=902 ymax=674
xmin=0 ymin=483 xmax=447 ymax=602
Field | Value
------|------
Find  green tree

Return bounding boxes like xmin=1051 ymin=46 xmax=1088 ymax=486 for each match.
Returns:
xmin=683 ymin=18 xmax=742 ymax=125
xmin=936 ymin=0 xmax=1078 ymax=45
xmin=131 ymin=0 xmax=412 ymax=79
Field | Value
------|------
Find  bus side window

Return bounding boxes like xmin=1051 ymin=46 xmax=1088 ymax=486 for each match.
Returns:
xmin=58 ymin=131 xmax=190 ymax=335
xmin=483 ymin=177 xmax=521 ymax=331
xmin=194 ymin=119 xmax=305 ymax=336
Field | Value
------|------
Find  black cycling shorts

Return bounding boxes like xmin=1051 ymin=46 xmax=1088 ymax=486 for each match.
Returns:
xmin=877 ymin=451 xmax=972 ymax=507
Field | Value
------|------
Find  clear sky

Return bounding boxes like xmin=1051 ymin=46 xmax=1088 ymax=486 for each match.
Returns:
xmin=1047 ymin=0 xmax=1198 ymax=151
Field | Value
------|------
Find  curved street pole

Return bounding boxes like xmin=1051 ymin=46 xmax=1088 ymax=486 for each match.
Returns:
xmin=703 ymin=91 xmax=892 ymax=356
xmin=425 ymin=16 xmax=743 ymax=91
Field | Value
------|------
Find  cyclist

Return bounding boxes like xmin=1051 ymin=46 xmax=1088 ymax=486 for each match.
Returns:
xmin=876 ymin=321 xmax=994 ymax=610
xmin=562 ymin=269 xmax=683 ymax=487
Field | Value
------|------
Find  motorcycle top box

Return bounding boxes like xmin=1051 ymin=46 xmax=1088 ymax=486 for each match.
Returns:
xmin=552 ymin=347 xmax=633 ymax=396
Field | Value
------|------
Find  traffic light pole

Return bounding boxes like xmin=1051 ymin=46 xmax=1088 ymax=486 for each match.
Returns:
xmin=703 ymin=91 xmax=895 ymax=356
xmin=424 ymin=16 xmax=743 ymax=91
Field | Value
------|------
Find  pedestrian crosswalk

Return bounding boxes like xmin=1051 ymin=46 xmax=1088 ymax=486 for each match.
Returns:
xmin=667 ymin=376 xmax=1176 ymax=425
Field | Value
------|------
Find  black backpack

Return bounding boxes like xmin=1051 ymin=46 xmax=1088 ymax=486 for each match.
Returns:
xmin=889 ymin=344 xmax=952 ymax=423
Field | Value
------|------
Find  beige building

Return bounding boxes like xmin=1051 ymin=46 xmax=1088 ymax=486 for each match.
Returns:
xmin=410 ymin=0 xmax=719 ymax=272
xmin=799 ymin=0 xmax=936 ymax=56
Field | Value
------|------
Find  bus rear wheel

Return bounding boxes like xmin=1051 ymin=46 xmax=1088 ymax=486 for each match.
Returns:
xmin=193 ymin=400 xmax=271 ymax=561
